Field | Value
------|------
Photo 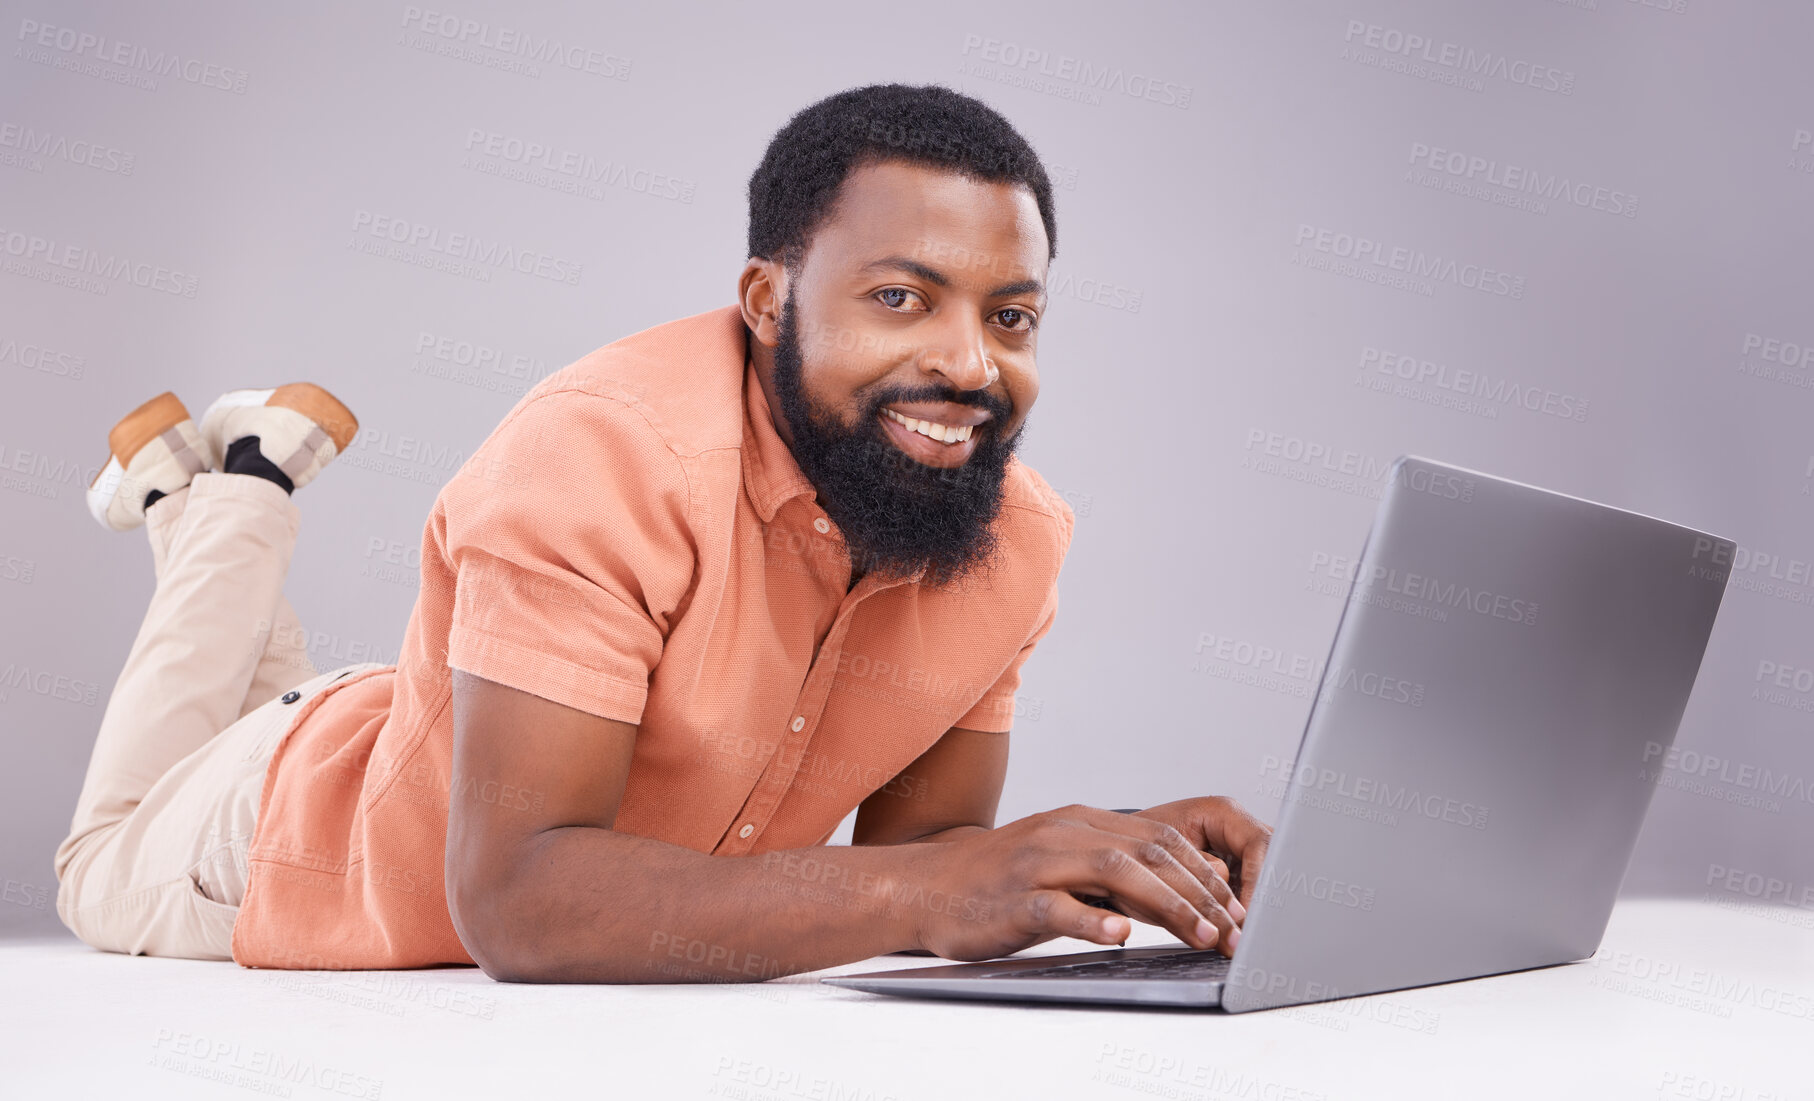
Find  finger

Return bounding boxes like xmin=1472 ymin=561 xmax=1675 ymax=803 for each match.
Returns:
xmin=1027 ymin=890 xmax=1132 ymax=947
xmin=1235 ymin=835 xmax=1271 ymax=912
xmin=1075 ymin=807 xmax=1246 ymax=927
xmin=1075 ymin=807 xmax=1239 ymax=908
xmin=1076 ymin=891 xmax=1125 ymax=915
xmin=1058 ymin=844 xmax=1225 ymax=953
xmin=1042 ymin=808 xmax=1236 ymax=950
xmin=1205 ymin=853 xmax=1236 ymax=917
xmin=1130 ymin=830 xmax=1245 ymax=938
xmin=1138 ymin=799 xmax=1272 ymax=916
xmin=1169 ymin=797 xmax=1274 ymax=874
xmin=1200 ymin=853 xmax=1251 ymax=923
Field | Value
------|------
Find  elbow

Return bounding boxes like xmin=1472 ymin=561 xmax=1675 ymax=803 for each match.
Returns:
xmin=446 ymin=852 xmax=545 ymax=983
xmin=467 ymin=934 xmax=540 ymax=985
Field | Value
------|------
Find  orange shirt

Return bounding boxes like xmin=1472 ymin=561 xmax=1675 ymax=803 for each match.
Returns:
xmin=232 ymin=304 xmax=1075 ymax=970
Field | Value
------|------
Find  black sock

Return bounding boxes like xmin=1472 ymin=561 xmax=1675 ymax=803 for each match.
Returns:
xmin=143 ymin=488 xmax=167 ymax=510
xmin=223 ymin=435 xmax=294 ymax=495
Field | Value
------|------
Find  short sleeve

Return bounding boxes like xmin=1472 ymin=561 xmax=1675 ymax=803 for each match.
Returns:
xmin=441 ymin=390 xmax=696 ymax=725
xmin=954 ymin=582 xmax=1059 ymax=733
xmin=954 ymin=494 xmax=1075 ymax=733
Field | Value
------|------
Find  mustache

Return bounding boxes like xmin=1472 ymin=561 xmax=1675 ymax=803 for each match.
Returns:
xmin=860 ymin=384 xmax=1012 ymax=422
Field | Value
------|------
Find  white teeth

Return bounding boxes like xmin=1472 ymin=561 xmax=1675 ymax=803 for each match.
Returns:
xmin=883 ymin=408 xmax=974 ymax=444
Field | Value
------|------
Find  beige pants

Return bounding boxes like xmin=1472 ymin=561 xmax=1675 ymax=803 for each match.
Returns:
xmin=54 ymin=472 xmax=382 ymax=960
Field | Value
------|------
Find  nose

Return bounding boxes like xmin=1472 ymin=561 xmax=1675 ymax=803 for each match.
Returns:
xmin=918 ymin=311 xmax=993 ymax=392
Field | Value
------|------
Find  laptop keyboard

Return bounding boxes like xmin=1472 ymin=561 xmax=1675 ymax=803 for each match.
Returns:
xmin=985 ymin=950 xmax=1233 ymax=981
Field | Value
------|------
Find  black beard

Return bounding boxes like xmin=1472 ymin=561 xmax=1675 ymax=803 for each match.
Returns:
xmin=769 ymin=294 xmax=1024 ymax=590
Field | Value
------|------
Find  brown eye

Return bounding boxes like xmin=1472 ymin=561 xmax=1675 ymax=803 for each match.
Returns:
xmin=876 ymin=288 xmax=925 ymax=311
xmin=996 ymin=308 xmax=1035 ymax=333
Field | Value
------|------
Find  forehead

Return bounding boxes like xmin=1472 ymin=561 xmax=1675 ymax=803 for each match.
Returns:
xmin=805 ymin=159 xmax=1048 ymax=288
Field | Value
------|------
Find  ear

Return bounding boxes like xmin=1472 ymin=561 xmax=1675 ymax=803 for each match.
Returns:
xmin=738 ymin=255 xmax=788 ymax=351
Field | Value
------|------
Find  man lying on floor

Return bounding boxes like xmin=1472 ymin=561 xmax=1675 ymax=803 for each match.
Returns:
xmin=57 ymin=82 xmax=1270 ymax=982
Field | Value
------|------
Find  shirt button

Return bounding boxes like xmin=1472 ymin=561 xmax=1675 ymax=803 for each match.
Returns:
xmin=813 ymin=517 xmax=830 ymax=534
xmin=738 ymin=824 xmax=755 ymax=839
xmin=280 ymin=690 xmax=301 ymax=704
xmin=790 ymin=715 xmax=805 ymax=732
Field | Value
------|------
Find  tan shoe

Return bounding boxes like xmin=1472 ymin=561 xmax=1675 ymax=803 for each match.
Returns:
xmin=86 ymin=392 xmax=215 ymax=531
xmin=198 ymin=383 xmax=359 ymax=493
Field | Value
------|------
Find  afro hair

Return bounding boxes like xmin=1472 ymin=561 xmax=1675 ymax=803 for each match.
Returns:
xmin=746 ymin=83 xmax=1058 ymax=270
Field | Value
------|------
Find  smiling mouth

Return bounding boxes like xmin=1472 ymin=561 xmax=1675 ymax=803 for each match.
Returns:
xmin=880 ymin=407 xmax=978 ymax=444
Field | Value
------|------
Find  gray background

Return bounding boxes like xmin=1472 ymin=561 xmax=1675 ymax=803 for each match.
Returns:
xmin=3 ymin=0 xmax=1810 ymax=937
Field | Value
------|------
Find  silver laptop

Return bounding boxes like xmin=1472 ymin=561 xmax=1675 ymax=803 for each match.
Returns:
xmin=822 ymin=456 xmax=1733 ymax=1012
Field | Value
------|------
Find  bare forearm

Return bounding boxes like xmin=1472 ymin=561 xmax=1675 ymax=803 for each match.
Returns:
xmin=460 ymin=828 xmax=939 ymax=984
xmin=861 ymin=824 xmax=991 ymax=846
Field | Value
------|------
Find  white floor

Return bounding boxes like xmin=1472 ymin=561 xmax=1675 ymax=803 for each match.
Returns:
xmin=5 ymin=899 xmax=1809 ymax=1099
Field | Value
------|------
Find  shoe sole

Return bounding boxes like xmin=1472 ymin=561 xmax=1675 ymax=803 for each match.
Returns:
xmin=92 ymin=391 xmax=191 ymax=489
xmin=269 ymin=382 xmax=359 ymax=453
xmin=204 ymin=383 xmax=359 ymax=453
xmin=88 ymin=391 xmax=209 ymax=529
